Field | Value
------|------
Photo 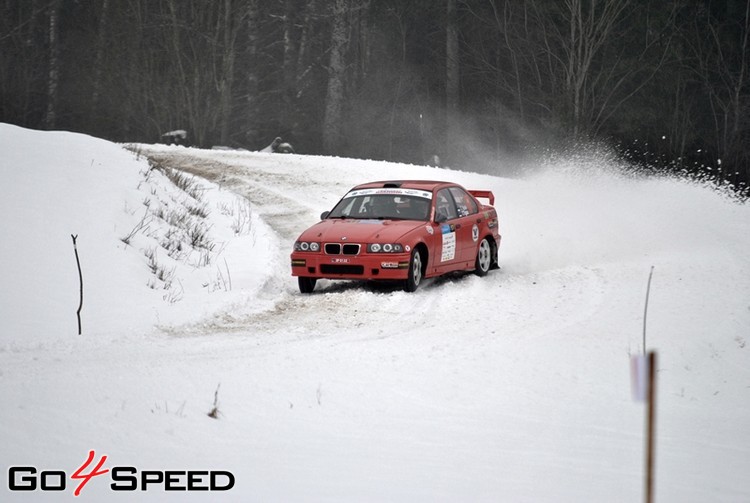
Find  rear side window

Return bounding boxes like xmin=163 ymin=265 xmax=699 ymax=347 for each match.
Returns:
xmin=448 ymin=187 xmax=478 ymax=217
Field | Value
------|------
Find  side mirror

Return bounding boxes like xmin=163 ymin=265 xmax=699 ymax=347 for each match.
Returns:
xmin=320 ymin=211 xmax=330 ymax=220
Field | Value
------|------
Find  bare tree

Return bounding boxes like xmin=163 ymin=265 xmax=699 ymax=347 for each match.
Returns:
xmin=556 ymin=0 xmax=631 ymax=137
xmin=280 ymin=0 xmax=298 ymax=135
xmin=688 ymin=0 xmax=750 ymax=184
xmin=446 ymin=0 xmax=460 ymax=156
xmin=44 ymin=0 xmax=61 ymax=129
xmin=323 ymin=0 xmax=348 ymax=153
xmin=217 ymin=0 xmax=243 ymax=146
xmin=90 ymin=0 xmax=110 ymax=114
xmin=244 ymin=0 xmax=261 ymax=146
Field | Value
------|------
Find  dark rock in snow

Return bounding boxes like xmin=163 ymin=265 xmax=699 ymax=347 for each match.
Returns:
xmin=262 ymin=136 xmax=295 ymax=154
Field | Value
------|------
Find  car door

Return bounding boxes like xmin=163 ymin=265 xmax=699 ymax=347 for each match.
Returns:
xmin=447 ymin=186 xmax=481 ymax=265
xmin=433 ymin=188 xmax=473 ymax=271
xmin=433 ymin=188 xmax=458 ymax=269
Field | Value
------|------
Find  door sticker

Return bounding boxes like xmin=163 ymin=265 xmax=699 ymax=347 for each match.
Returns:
xmin=441 ymin=225 xmax=456 ymax=262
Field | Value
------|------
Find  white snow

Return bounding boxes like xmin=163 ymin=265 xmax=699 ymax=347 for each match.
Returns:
xmin=1 ymin=123 xmax=749 ymax=502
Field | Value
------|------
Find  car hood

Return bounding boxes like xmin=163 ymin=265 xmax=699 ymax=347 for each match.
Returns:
xmin=298 ymin=218 xmax=426 ymax=243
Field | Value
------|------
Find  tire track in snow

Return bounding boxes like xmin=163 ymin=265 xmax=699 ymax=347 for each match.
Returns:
xmin=138 ymin=149 xmax=312 ymax=242
xmin=134 ymin=147 xmax=609 ymax=343
xmin=134 ymin=148 xmax=426 ymax=337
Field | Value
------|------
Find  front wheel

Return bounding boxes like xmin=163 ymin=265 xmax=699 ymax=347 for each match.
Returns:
xmin=474 ymin=238 xmax=492 ymax=276
xmin=404 ymin=248 xmax=424 ymax=292
xmin=298 ymin=276 xmax=317 ymax=293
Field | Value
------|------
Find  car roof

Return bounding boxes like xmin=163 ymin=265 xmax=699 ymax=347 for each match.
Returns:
xmin=351 ymin=180 xmax=457 ymax=192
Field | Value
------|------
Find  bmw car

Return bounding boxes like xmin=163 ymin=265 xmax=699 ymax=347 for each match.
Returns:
xmin=290 ymin=180 xmax=501 ymax=293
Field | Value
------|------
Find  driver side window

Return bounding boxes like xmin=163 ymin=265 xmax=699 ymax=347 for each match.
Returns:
xmin=435 ymin=189 xmax=458 ymax=222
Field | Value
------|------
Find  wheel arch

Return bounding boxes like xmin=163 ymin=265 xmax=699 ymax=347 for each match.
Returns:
xmin=413 ymin=241 xmax=429 ymax=275
xmin=483 ymin=233 xmax=500 ymax=269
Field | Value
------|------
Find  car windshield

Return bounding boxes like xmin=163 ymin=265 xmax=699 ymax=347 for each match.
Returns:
xmin=328 ymin=193 xmax=431 ymax=221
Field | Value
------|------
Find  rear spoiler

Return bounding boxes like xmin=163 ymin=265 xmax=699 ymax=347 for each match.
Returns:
xmin=468 ymin=190 xmax=494 ymax=206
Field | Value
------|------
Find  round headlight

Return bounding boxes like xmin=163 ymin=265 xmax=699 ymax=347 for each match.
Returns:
xmin=310 ymin=242 xmax=320 ymax=252
xmin=383 ymin=243 xmax=393 ymax=252
xmin=370 ymin=243 xmax=381 ymax=252
xmin=300 ymin=242 xmax=310 ymax=251
xmin=394 ymin=244 xmax=403 ymax=252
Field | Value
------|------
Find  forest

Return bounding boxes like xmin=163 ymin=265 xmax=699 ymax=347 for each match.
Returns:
xmin=1 ymin=0 xmax=748 ymax=191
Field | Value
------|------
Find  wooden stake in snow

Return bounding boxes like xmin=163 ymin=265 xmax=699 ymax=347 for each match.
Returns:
xmin=633 ymin=266 xmax=657 ymax=503
xmin=631 ymin=351 xmax=657 ymax=503
xmin=71 ymin=234 xmax=83 ymax=335
xmin=645 ymin=351 xmax=657 ymax=503
xmin=207 ymin=383 xmax=221 ymax=419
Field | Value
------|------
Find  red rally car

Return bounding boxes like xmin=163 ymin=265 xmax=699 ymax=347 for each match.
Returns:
xmin=290 ymin=180 xmax=501 ymax=293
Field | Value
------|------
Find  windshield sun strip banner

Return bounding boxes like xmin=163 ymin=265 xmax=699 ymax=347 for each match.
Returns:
xmin=344 ymin=188 xmax=433 ymax=200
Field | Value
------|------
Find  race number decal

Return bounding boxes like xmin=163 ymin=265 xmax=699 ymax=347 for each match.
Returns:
xmin=441 ymin=225 xmax=456 ymax=262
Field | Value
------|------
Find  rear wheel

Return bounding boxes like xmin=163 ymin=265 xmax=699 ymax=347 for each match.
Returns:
xmin=298 ymin=276 xmax=317 ymax=293
xmin=404 ymin=248 xmax=424 ymax=292
xmin=475 ymin=238 xmax=492 ymax=276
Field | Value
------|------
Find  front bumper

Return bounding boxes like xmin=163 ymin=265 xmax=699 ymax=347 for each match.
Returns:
xmin=291 ymin=251 xmax=411 ymax=280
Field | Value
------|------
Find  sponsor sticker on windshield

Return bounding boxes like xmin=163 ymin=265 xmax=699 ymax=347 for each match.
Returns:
xmin=345 ymin=188 xmax=433 ymax=200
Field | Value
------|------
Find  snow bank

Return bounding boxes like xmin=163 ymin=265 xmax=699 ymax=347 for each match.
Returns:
xmin=0 ymin=124 xmax=276 ymax=343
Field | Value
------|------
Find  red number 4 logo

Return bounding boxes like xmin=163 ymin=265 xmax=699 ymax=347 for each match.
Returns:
xmin=71 ymin=450 xmax=109 ymax=496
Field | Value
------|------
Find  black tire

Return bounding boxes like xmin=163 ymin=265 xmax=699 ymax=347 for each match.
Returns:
xmin=474 ymin=238 xmax=492 ymax=277
xmin=298 ymin=276 xmax=317 ymax=293
xmin=404 ymin=247 xmax=424 ymax=292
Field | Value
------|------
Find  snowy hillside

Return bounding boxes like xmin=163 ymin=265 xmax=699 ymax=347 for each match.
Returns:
xmin=1 ymin=123 xmax=749 ymax=502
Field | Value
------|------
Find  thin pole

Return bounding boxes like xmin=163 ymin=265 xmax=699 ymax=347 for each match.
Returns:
xmin=71 ymin=234 xmax=83 ymax=335
xmin=645 ymin=351 xmax=657 ymax=503
xmin=643 ymin=266 xmax=654 ymax=353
